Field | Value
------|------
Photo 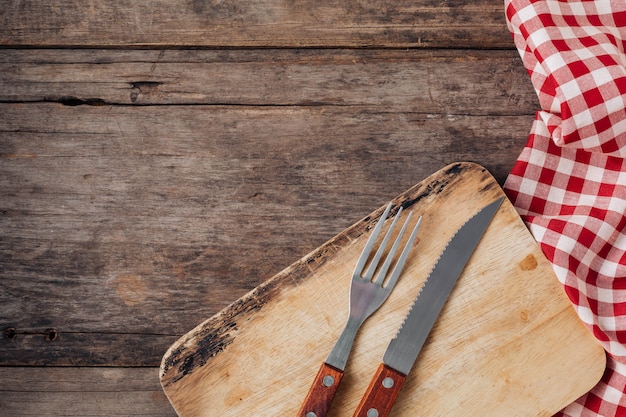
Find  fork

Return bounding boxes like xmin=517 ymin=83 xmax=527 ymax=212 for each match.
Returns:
xmin=297 ymin=203 xmax=422 ymax=417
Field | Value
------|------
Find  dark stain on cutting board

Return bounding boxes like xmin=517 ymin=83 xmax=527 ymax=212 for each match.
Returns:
xmin=519 ymin=254 xmax=538 ymax=271
xmin=161 ymin=275 xmax=285 ymax=385
xmin=399 ymin=162 xmax=477 ymax=209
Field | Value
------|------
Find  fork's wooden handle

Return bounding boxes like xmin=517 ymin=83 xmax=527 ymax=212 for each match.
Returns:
xmin=352 ymin=363 xmax=406 ymax=417
xmin=297 ymin=362 xmax=344 ymax=417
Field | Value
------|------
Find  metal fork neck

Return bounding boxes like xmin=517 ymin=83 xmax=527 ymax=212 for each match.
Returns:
xmin=325 ymin=315 xmax=365 ymax=371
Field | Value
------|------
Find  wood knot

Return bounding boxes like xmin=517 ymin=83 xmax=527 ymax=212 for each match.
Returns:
xmin=45 ymin=328 xmax=59 ymax=342
xmin=519 ymin=310 xmax=530 ymax=322
xmin=129 ymin=81 xmax=162 ymax=103
xmin=115 ymin=273 xmax=148 ymax=306
xmin=4 ymin=327 xmax=16 ymax=340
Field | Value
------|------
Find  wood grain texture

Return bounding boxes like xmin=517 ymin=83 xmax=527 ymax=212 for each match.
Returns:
xmin=352 ymin=364 xmax=406 ymax=417
xmin=0 ymin=49 xmax=537 ymax=113
xmin=298 ymin=362 xmax=345 ymax=417
xmin=159 ymin=163 xmax=605 ymax=417
xmin=0 ymin=0 xmax=510 ymax=48
xmin=0 ymin=0 xmax=572 ymax=416
xmin=0 ymin=44 xmax=536 ymax=365
xmin=0 ymin=102 xmax=532 ymax=365
xmin=0 ymin=367 xmax=177 ymax=416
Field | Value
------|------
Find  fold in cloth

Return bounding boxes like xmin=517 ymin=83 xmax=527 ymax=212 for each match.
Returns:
xmin=503 ymin=1 xmax=626 ymax=415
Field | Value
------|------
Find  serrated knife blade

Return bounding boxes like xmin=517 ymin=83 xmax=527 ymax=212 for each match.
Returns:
xmin=352 ymin=196 xmax=504 ymax=417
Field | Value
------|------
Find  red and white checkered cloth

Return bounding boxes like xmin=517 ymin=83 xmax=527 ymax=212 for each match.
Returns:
xmin=503 ymin=0 xmax=626 ymax=415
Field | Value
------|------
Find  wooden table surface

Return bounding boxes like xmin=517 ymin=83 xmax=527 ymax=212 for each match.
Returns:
xmin=0 ymin=1 xmax=539 ymax=415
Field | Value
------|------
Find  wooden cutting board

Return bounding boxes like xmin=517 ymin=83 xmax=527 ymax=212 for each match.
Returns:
xmin=160 ymin=162 xmax=605 ymax=417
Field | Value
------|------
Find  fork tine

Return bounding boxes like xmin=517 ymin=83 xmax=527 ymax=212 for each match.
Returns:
xmin=353 ymin=202 xmax=392 ymax=276
xmin=373 ymin=211 xmax=412 ymax=285
xmin=380 ymin=215 xmax=422 ymax=289
xmin=362 ymin=206 xmax=403 ymax=281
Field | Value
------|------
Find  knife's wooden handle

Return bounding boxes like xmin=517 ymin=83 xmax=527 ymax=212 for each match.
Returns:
xmin=352 ymin=363 xmax=406 ymax=417
xmin=297 ymin=362 xmax=344 ymax=417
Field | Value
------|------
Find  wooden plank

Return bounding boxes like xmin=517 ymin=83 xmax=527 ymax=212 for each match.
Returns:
xmin=0 ymin=49 xmax=537 ymax=113
xmin=0 ymin=366 xmax=177 ymax=416
xmin=0 ymin=0 xmax=511 ymax=48
xmin=1 ymin=332 xmax=180 ymax=366
xmin=0 ymin=104 xmax=530 ymax=183
xmin=0 ymin=103 xmax=533 ymax=366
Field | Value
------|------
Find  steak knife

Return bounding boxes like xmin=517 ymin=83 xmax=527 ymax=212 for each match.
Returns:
xmin=352 ymin=197 xmax=504 ymax=417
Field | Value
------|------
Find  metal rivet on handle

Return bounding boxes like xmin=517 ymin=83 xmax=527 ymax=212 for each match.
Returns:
xmin=382 ymin=377 xmax=394 ymax=389
xmin=306 ymin=412 xmax=316 ymax=417
xmin=322 ymin=375 xmax=335 ymax=387
xmin=367 ymin=409 xmax=379 ymax=417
